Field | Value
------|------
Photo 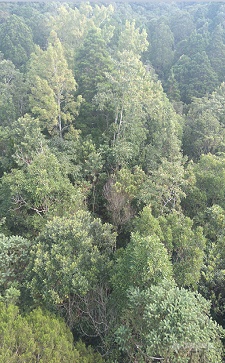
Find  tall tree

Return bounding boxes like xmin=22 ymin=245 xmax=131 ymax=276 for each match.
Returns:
xmin=0 ymin=59 xmax=28 ymax=126
xmin=95 ymin=21 xmax=179 ymax=168
xmin=208 ymin=25 xmax=225 ymax=82
xmin=183 ymin=153 xmax=225 ymax=218
xmin=173 ymin=52 xmax=219 ymax=103
xmin=28 ymin=31 xmax=82 ymax=138
xmin=169 ymin=9 xmax=195 ymax=44
xmin=183 ymin=95 xmax=225 ymax=160
xmin=49 ymin=3 xmax=114 ymax=69
xmin=74 ymin=27 xmax=113 ymax=142
xmin=148 ymin=19 xmax=174 ymax=79
xmin=0 ymin=14 xmax=34 ymax=70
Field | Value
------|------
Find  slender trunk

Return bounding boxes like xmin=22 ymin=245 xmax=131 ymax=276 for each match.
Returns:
xmin=92 ymin=183 xmax=96 ymax=214
xmin=113 ymin=110 xmax=119 ymax=146
xmin=58 ymin=96 xmax=63 ymax=139
xmin=117 ymin=105 xmax=123 ymax=140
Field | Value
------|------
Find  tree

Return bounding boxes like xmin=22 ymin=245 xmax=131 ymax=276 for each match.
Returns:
xmin=74 ymin=27 xmax=113 ymax=142
xmin=159 ymin=212 xmax=206 ymax=288
xmin=0 ymin=14 xmax=34 ymax=70
xmin=169 ymin=10 xmax=195 ymax=44
xmin=93 ymin=18 xmax=183 ymax=172
xmin=176 ymin=30 xmax=209 ymax=59
xmin=94 ymin=21 xmax=150 ymax=167
xmin=0 ymin=114 xmax=47 ymax=172
xmin=140 ymin=157 xmax=186 ymax=215
xmin=0 ymin=233 xmax=30 ymax=305
xmin=196 ymin=205 xmax=225 ymax=326
xmin=0 ymin=59 xmax=28 ymax=126
xmin=183 ymin=154 xmax=225 ymax=218
xmin=49 ymin=3 xmax=114 ymax=68
xmin=28 ymin=31 xmax=82 ymax=138
xmin=183 ymin=97 xmax=225 ymax=160
xmin=75 ymin=28 xmax=113 ymax=103
xmin=103 ymin=166 xmax=146 ymax=227
xmin=28 ymin=210 xmax=116 ymax=348
xmin=134 ymin=207 xmax=206 ymax=288
xmin=0 ymin=303 xmax=35 ymax=363
xmin=0 ymin=303 xmax=83 ymax=362
xmin=165 ymin=68 xmax=181 ymax=106
xmin=15 ymin=5 xmax=50 ymax=49
xmin=208 ymin=25 xmax=225 ymax=82
xmin=116 ymin=281 xmax=223 ymax=363
xmin=148 ymin=19 xmax=174 ymax=79
xmin=26 ymin=308 xmax=80 ymax=362
xmin=172 ymin=52 xmax=219 ymax=103
xmin=111 ymin=232 xmax=173 ymax=312
xmin=182 ymin=82 xmax=225 ymax=160
xmin=0 ymin=150 xmax=84 ymax=236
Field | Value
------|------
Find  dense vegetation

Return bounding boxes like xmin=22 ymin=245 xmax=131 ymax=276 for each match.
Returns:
xmin=1 ymin=1 xmax=225 ymax=361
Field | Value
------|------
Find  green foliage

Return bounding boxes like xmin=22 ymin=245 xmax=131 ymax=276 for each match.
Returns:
xmin=74 ymin=27 xmax=114 ymax=142
xmin=26 ymin=308 xmax=80 ymax=362
xmin=28 ymin=31 xmax=82 ymax=138
xmin=172 ymin=52 xmax=219 ymax=103
xmin=0 ymin=303 xmax=35 ymax=363
xmin=0 ymin=303 xmax=81 ymax=362
xmin=95 ymin=44 xmax=149 ymax=166
xmin=0 ymin=14 xmax=34 ymax=69
xmin=96 ymin=21 xmax=182 ymax=169
xmin=75 ymin=28 xmax=113 ymax=103
xmin=140 ymin=157 xmax=186 ymax=215
xmin=49 ymin=3 xmax=114 ymax=69
xmin=0 ymin=150 xmax=83 ymax=235
xmin=133 ymin=206 xmax=163 ymax=239
xmin=166 ymin=69 xmax=181 ymax=103
xmin=0 ymin=2 xmax=225 ymax=360
xmin=117 ymin=20 xmax=148 ymax=54
xmin=75 ymin=340 xmax=105 ymax=363
xmin=142 ymin=85 xmax=183 ymax=171
xmin=111 ymin=232 xmax=173 ymax=311
xmin=196 ymin=205 xmax=225 ymax=323
xmin=116 ymin=281 xmax=224 ymax=363
xmin=184 ymin=103 xmax=225 ymax=161
xmin=148 ymin=19 xmax=174 ymax=78
xmin=159 ymin=212 xmax=206 ymax=288
xmin=0 ymin=234 xmax=30 ymax=304
xmin=134 ymin=207 xmax=206 ymax=288
xmin=183 ymin=154 xmax=225 ymax=217
xmin=15 ymin=5 xmax=50 ymax=49
xmin=169 ymin=9 xmax=195 ymax=44
xmin=0 ymin=59 xmax=27 ymax=126
xmin=8 ymin=114 xmax=48 ymax=168
xmin=28 ymin=211 xmax=116 ymax=325
xmin=208 ymin=25 xmax=225 ymax=82
xmin=183 ymin=83 xmax=225 ymax=160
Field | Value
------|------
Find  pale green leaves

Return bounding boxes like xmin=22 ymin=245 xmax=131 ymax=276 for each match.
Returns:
xmin=28 ymin=32 xmax=82 ymax=138
xmin=116 ymin=282 xmax=223 ymax=363
xmin=111 ymin=232 xmax=173 ymax=311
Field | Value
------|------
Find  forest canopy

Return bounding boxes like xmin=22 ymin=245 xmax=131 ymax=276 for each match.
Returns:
xmin=0 ymin=1 xmax=225 ymax=362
